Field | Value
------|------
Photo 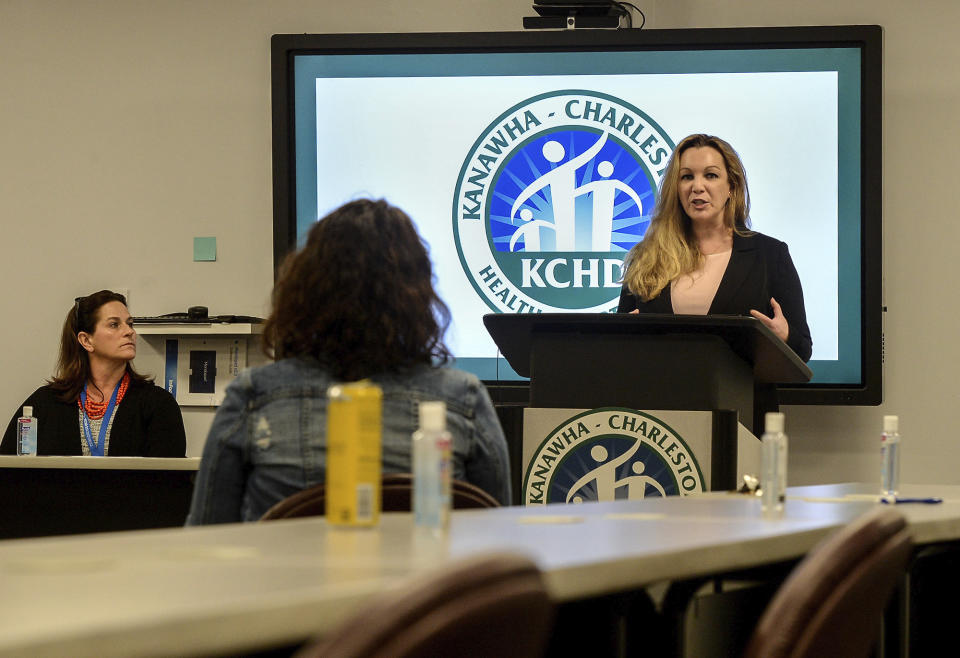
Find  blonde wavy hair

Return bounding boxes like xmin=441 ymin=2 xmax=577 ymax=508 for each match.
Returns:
xmin=621 ymin=134 xmax=751 ymax=302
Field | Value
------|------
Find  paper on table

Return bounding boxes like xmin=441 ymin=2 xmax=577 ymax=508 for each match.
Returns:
xmin=603 ymin=513 xmax=668 ymax=521
xmin=517 ymin=515 xmax=585 ymax=524
xmin=795 ymin=494 xmax=880 ymax=503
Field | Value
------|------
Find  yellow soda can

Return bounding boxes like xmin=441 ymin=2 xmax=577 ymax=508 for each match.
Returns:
xmin=326 ymin=381 xmax=383 ymax=526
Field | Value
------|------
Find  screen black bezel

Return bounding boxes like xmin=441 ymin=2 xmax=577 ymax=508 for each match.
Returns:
xmin=270 ymin=25 xmax=883 ymax=406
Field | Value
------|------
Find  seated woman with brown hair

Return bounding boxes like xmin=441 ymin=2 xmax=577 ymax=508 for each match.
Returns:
xmin=1 ymin=290 xmax=186 ymax=456
xmin=186 ymin=199 xmax=511 ymax=524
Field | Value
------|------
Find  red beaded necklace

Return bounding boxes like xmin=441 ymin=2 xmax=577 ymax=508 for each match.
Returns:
xmin=78 ymin=372 xmax=130 ymax=420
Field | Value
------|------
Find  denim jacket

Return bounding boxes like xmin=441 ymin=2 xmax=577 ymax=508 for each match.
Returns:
xmin=186 ymin=357 xmax=511 ymax=524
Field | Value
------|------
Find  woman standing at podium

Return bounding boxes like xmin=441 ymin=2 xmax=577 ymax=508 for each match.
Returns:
xmin=0 ymin=290 xmax=186 ymax=456
xmin=617 ymin=134 xmax=812 ymax=362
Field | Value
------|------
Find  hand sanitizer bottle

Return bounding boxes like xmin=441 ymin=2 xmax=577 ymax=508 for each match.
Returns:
xmin=881 ymin=415 xmax=901 ymax=501
xmin=761 ymin=412 xmax=788 ymax=518
xmin=413 ymin=401 xmax=452 ymax=531
xmin=17 ymin=406 xmax=38 ymax=456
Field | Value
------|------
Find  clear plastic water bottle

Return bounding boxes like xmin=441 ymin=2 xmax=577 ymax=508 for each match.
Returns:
xmin=17 ymin=406 xmax=38 ymax=456
xmin=761 ymin=412 xmax=788 ymax=518
xmin=413 ymin=401 xmax=452 ymax=531
xmin=881 ymin=415 xmax=900 ymax=500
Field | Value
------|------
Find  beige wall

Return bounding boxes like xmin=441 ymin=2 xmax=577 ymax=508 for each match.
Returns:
xmin=1 ymin=1 xmax=954 ymax=486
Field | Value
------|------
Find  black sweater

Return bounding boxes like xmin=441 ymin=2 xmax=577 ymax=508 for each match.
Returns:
xmin=618 ymin=231 xmax=813 ymax=362
xmin=1 ymin=380 xmax=186 ymax=457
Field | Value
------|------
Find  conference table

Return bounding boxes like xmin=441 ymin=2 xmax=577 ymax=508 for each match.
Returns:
xmin=0 ymin=483 xmax=958 ymax=657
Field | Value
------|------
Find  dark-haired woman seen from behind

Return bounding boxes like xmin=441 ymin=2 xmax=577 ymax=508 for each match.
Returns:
xmin=1 ymin=290 xmax=186 ymax=456
xmin=186 ymin=199 xmax=511 ymax=524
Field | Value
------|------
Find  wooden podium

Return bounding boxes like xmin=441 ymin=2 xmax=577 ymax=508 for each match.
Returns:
xmin=484 ymin=313 xmax=812 ymax=491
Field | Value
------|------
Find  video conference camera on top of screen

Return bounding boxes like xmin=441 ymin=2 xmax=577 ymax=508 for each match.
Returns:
xmin=523 ymin=1 xmax=636 ymax=30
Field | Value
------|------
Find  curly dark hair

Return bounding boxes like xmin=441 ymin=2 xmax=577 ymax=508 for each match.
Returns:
xmin=49 ymin=290 xmax=152 ymax=402
xmin=263 ymin=199 xmax=452 ymax=381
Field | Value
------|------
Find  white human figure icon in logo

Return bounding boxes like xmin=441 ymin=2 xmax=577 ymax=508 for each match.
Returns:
xmin=566 ymin=437 xmax=644 ymax=503
xmin=574 ymin=160 xmax=645 ymax=251
xmin=620 ymin=460 xmax=666 ymax=500
xmin=509 ymin=208 xmax=556 ymax=252
xmin=509 ymin=132 xmax=609 ymax=252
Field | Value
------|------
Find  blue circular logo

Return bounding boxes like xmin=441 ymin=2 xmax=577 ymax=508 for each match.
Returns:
xmin=453 ymin=90 xmax=674 ymax=313
xmin=523 ymin=408 xmax=705 ymax=505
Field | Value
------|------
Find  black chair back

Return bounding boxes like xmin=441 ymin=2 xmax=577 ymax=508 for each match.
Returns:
xmin=260 ymin=473 xmax=500 ymax=520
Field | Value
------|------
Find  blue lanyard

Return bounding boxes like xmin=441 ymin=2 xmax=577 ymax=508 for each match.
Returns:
xmin=79 ymin=379 xmax=122 ymax=457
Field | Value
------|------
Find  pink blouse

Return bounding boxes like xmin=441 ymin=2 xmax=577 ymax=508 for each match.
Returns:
xmin=671 ymin=249 xmax=732 ymax=315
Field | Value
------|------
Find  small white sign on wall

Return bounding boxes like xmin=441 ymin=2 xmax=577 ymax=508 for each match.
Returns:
xmin=163 ymin=338 xmax=245 ymax=406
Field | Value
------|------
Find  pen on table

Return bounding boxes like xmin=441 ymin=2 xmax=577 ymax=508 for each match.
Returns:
xmin=881 ymin=497 xmax=943 ymax=505
xmin=796 ymin=495 xmax=945 ymax=504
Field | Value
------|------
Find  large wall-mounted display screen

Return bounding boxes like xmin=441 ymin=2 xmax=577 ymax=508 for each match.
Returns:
xmin=272 ymin=26 xmax=882 ymax=405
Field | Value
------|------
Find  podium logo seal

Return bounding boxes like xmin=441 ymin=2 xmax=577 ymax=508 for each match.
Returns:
xmin=453 ymin=90 xmax=674 ymax=313
xmin=523 ymin=408 xmax=705 ymax=505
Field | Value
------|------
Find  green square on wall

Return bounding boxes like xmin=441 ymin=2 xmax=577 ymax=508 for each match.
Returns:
xmin=194 ymin=237 xmax=217 ymax=262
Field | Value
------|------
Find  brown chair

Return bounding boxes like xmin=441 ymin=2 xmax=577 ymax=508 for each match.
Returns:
xmin=294 ymin=552 xmax=554 ymax=658
xmin=743 ymin=507 xmax=913 ymax=658
xmin=260 ymin=473 xmax=500 ymax=520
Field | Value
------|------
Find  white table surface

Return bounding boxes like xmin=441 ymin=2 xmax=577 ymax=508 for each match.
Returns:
xmin=1 ymin=482 xmax=958 ymax=658
xmin=0 ymin=456 xmax=200 ymax=470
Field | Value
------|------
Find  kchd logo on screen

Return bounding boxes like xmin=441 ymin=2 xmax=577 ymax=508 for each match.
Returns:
xmin=453 ymin=90 xmax=674 ymax=313
xmin=522 ymin=408 xmax=704 ymax=505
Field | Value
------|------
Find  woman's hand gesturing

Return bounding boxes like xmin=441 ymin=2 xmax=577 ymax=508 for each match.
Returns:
xmin=750 ymin=297 xmax=789 ymax=343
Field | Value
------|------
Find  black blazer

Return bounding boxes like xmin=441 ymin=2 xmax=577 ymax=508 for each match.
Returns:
xmin=0 ymin=380 xmax=187 ymax=456
xmin=617 ymin=231 xmax=813 ymax=362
